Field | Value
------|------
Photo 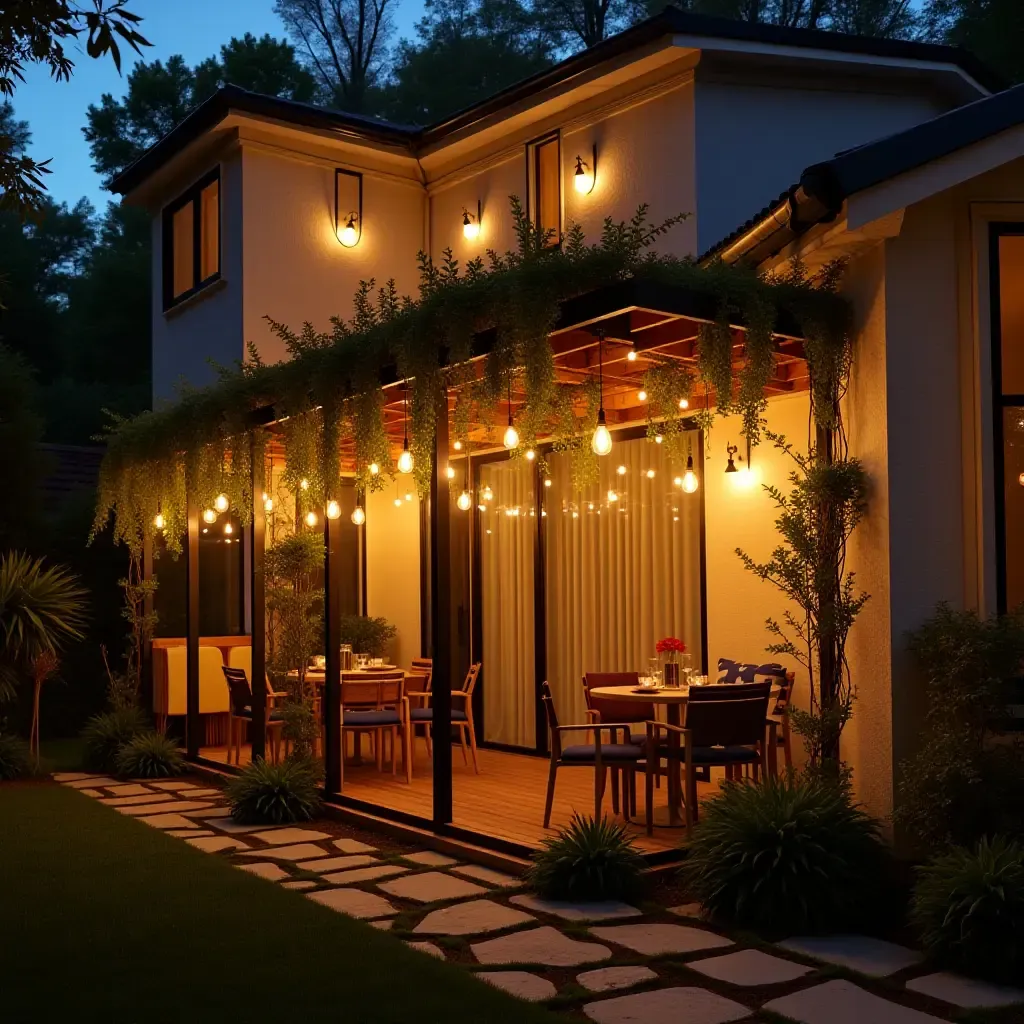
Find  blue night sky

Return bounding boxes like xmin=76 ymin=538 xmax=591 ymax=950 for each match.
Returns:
xmin=13 ymin=0 xmax=424 ymax=213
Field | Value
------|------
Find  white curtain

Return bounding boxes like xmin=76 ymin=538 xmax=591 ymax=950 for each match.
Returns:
xmin=479 ymin=459 xmax=536 ymax=747
xmin=544 ymin=435 xmax=703 ymax=728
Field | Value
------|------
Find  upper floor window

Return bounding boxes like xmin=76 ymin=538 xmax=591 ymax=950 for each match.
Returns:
xmin=163 ymin=168 xmax=220 ymax=309
xmin=529 ymin=133 xmax=560 ymax=246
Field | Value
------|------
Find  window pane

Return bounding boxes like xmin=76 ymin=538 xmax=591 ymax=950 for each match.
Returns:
xmin=1004 ymin=408 xmax=1024 ymax=610
xmin=172 ymin=201 xmax=194 ymax=298
xmin=200 ymin=180 xmax=220 ymax=281
xmin=536 ymin=138 xmax=560 ymax=245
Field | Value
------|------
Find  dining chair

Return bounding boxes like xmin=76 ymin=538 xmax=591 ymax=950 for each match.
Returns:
xmin=340 ymin=671 xmax=411 ymax=785
xmin=541 ymin=681 xmax=644 ymax=829
xmin=407 ymin=663 xmax=481 ymax=774
xmin=766 ymin=671 xmax=796 ymax=773
xmin=221 ymin=665 xmax=286 ymax=765
xmin=645 ymin=680 xmax=773 ymax=838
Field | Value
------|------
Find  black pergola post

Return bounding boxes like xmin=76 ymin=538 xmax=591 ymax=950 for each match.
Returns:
xmin=185 ymin=497 xmax=200 ymax=758
xmin=430 ymin=405 xmax=453 ymax=825
xmin=323 ymin=511 xmax=343 ymax=793
xmin=250 ymin=435 xmax=267 ymax=762
xmin=141 ymin=533 xmax=154 ymax=713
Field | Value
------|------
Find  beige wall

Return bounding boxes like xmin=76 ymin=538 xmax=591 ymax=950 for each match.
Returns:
xmin=365 ymin=487 xmax=422 ymax=668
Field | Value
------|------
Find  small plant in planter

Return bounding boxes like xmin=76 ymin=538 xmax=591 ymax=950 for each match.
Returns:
xmin=81 ymin=707 xmax=149 ymax=772
xmin=115 ymin=731 xmax=185 ymax=779
xmin=0 ymin=732 xmax=32 ymax=780
xmin=911 ymin=835 xmax=1024 ymax=983
xmin=682 ymin=774 xmax=886 ymax=933
xmin=227 ymin=756 xmax=322 ymax=825
xmin=528 ymin=813 xmax=645 ymax=902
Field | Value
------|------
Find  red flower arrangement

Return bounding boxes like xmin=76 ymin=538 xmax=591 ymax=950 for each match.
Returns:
xmin=656 ymin=637 xmax=687 ymax=656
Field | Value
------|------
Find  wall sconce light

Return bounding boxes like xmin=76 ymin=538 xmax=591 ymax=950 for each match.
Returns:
xmin=725 ymin=443 xmax=739 ymax=474
xmin=574 ymin=145 xmax=597 ymax=195
xmin=463 ymin=200 xmax=481 ymax=240
xmin=335 ymin=168 xmax=363 ymax=247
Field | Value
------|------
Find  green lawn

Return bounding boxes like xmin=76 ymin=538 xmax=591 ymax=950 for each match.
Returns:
xmin=0 ymin=784 xmax=560 ymax=1024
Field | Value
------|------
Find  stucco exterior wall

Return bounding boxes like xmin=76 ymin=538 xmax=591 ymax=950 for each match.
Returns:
xmin=151 ymin=153 xmax=244 ymax=405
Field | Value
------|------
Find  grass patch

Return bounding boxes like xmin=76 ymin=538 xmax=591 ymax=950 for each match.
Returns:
xmin=0 ymin=785 xmax=560 ymax=1024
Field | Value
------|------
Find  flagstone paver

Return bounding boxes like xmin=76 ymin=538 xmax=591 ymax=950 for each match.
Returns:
xmin=187 ymin=835 xmax=250 ymax=853
xmin=450 ymin=864 xmax=522 ymax=888
xmin=249 ymin=828 xmax=331 ymax=845
xmin=168 ymin=829 xmax=214 ymax=838
xmin=137 ymin=813 xmax=204 ymax=829
xmin=237 ymin=861 xmax=292 ymax=881
xmin=101 ymin=793 xmax=175 ymax=807
xmin=332 ymin=838 xmax=377 ymax=854
xmin=414 ymin=899 xmax=536 ymax=936
xmin=590 ymin=924 xmax=733 ymax=957
xmin=204 ymin=819 xmax=272 ymax=834
xmin=238 ymin=843 xmax=331 ymax=861
xmin=294 ymin=855 xmax=378 ymax=873
xmin=78 ymin=788 xmax=104 ymax=797
xmin=379 ymin=871 xmax=488 ymax=903
xmin=103 ymin=783 xmax=155 ymax=796
xmin=281 ymin=880 xmax=317 ymax=891
xmin=472 ymin=926 xmax=612 ymax=967
xmin=778 ymin=936 xmax=922 ymax=978
xmin=689 ymin=949 xmax=813 ymax=986
xmin=321 ymin=865 xmax=408 ymax=885
xmin=369 ymin=918 xmax=393 ymax=930
xmin=510 ymin=895 xmax=642 ymax=921
xmin=577 ymin=966 xmax=658 ymax=993
xmin=53 ymin=772 xmax=102 ymax=781
xmin=764 ymin=979 xmax=947 ymax=1024
xmin=198 ymin=807 xmax=232 ymax=817
xmin=583 ymin=986 xmax=749 ymax=1024
xmin=668 ymin=904 xmax=704 ymax=919
xmin=401 ymin=850 xmax=459 ymax=867
xmin=117 ymin=800 xmax=214 ymax=816
xmin=182 ymin=788 xmax=221 ymax=798
xmin=478 ymin=971 xmax=557 ymax=1001
xmin=307 ymin=888 xmax=396 ymax=919
xmin=149 ymin=781 xmax=200 ymax=791
xmin=63 ymin=777 xmax=118 ymax=788
xmin=405 ymin=941 xmax=446 ymax=960
xmin=905 ymin=973 xmax=1024 ymax=1009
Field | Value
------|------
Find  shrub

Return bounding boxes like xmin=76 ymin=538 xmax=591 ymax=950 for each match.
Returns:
xmin=338 ymin=615 xmax=397 ymax=657
xmin=81 ymin=707 xmax=149 ymax=772
xmin=115 ymin=731 xmax=185 ymax=779
xmin=0 ymin=732 xmax=31 ymax=780
xmin=527 ymin=813 xmax=645 ymax=902
xmin=226 ymin=756 xmax=322 ymax=824
xmin=911 ymin=836 xmax=1024 ymax=983
xmin=682 ymin=775 xmax=886 ymax=933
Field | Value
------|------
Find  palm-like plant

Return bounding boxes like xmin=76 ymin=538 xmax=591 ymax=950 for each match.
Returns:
xmin=0 ymin=552 xmax=87 ymax=761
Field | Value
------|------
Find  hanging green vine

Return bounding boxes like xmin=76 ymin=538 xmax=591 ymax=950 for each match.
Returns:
xmin=736 ymin=293 xmax=776 ymax=450
xmin=551 ymin=376 xmax=601 ymax=492
xmin=696 ymin=318 xmax=734 ymax=433
xmin=643 ymin=361 xmax=694 ymax=468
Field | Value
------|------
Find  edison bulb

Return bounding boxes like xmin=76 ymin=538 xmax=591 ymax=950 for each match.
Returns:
xmin=457 ymin=490 xmax=472 ymax=511
xmin=404 ymin=492 xmax=412 ymax=502
xmin=369 ymin=462 xmax=380 ymax=477
xmin=214 ymin=493 xmax=229 ymax=513
xmin=446 ymin=465 xmax=456 ymax=480
xmin=397 ymin=447 xmax=414 ymax=475
xmin=503 ymin=423 xmax=519 ymax=450
xmin=453 ymin=440 xmax=463 ymax=451
xmin=682 ymin=470 xmax=699 ymax=493
xmin=153 ymin=512 xmax=166 ymax=530
xmin=655 ymin=434 xmax=663 ymax=444
xmin=679 ymin=398 xmax=689 ymax=409
xmin=627 ymin=349 xmax=637 ymax=362
xmin=326 ymin=499 xmax=341 ymax=520
xmin=591 ymin=423 xmax=612 ymax=456
xmin=263 ymin=496 xmax=274 ymax=513
xmin=351 ymin=505 xmax=365 ymax=526
xmin=202 ymin=508 xmax=217 ymax=524
xmin=525 ymin=449 xmax=535 ymax=461
xmin=638 ymin=389 xmax=647 ymax=402
xmin=394 ymin=496 xmax=402 ymax=507
xmin=304 ymin=510 xmax=318 ymax=527
xmin=223 ymin=523 xmax=233 ymax=535
xmin=339 ymin=216 xmax=358 ymax=247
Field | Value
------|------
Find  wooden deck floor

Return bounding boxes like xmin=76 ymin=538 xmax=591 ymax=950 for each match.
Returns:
xmin=202 ymin=741 xmax=719 ymax=854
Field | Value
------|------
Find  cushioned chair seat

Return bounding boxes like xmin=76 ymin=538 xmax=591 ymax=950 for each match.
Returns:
xmin=344 ymin=709 xmax=401 ymax=726
xmin=687 ymin=745 xmax=759 ymax=764
xmin=632 ymin=732 xmax=670 ymax=748
xmin=561 ymin=743 xmax=643 ymax=762
xmin=410 ymin=707 xmax=467 ymax=722
xmin=237 ymin=707 xmax=285 ymax=722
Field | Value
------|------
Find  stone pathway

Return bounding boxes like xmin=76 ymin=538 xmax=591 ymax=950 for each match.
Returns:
xmin=57 ymin=771 xmax=1024 ymax=1022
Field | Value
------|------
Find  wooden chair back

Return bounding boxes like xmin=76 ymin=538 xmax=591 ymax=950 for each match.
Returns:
xmin=770 ymin=671 xmax=796 ymax=716
xmin=684 ymin=681 xmax=772 ymax=749
xmin=341 ymin=671 xmax=404 ymax=709
xmin=222 ymin=665 xmax=252 ymax=716
xmin=540 ymin=681 xmax=563 ymax=760
xmin=582 ymin=672 xmax=648 ymax=722
xmin=410 ymin=657 xmax=432 ymax=688
xmin=461 ymin=663 xmax=481 ymax=697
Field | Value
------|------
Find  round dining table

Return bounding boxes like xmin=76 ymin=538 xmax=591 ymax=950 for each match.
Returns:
xmin=589 ymin=684 xmax=690 ymax=827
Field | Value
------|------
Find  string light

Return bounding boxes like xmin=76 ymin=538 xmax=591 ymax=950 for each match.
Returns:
xmin=304 ymin=510 xmax=318 ymax=527
xmin=202 ymin=508 xmax=217 ymax=524
xmin=654 ymin=434 xmax=663 ymax=444
xmin=525 ymin=449 xmax=535 ymax=461
xmin=646 ymin=469 xmax=655 ymax=479
xmin=627 ymin=348 xmax=637 ymax=362
xmin=638 ymin=389 xmax=647 ymax=402
xmin=453 ymin=440 xmax=463 ymax=451
xmin=544 ymin=478 xmax=552 ymax=488
xmin=214 ymin=493 xmax=229 ymax=513
xmin=224 ymin=523 xmax=233 ymax=535
xmin=369 ymin=462 xmax=380 ymax=477
xmin=679 ymin=398 xmax=689 ymax=409
xmin=446 ymin=466 xmax=456 ymax=480
xmin=616 ymin=465 xmax=627 ymax=476
xmin=482 ymin=485 xmax=493 ymax=502
xmin=300 ymin=478 xmax=309 ymax=491
xmin=457 ymin=490 xmax=472 ymax=511
xmin=326 ymin=500 xmax=341 ymax=520
xmin=607 ymin=489 xmax=618 ymax=502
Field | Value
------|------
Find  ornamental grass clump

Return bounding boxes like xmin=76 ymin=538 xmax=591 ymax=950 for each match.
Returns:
xmin=227 ymin=756 xmax=322 ymax=825
xmin=115 ymin=731 xmax=184 ymax=779
xmin=682 ymin=775 xmax=885 ymax=933
xmin=528 ymin=813 xmax=645 ymax=902
xmin=911 ymin=836 xmax=1024 ymax=983
xmin=81 ymin=707 xmax=149 ymax=772
xmin=0 ymin=732 xmax=31 ymax=780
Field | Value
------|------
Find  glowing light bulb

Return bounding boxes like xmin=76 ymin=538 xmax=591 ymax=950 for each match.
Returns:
xmin=679 ymin=398 xmax=689 ymax=409
xmin=214 ymin=493 xmax=229 ymax=513
xmin=591 ymin=413 xmax=612 ymax=456
xmin=153 ymin=512 xmax=166 ymax=530
xmin=1019 ymin=472 xmax=1024 ymax=487
xmin=477 ymin=504 xmax=486 ymax=512
xmin=682 ymin=470 xmax=699 ymax=493
xmin=369 ymin=462 xmax=380 ymax=477
xmin=646 ymin=469 xmax=655 ymax=479
xmin=394 ymin=497 xmax=402 ymax=507
xmin=339 ymin=215 xmax=358 ymax=247
xmin=397 ymin=446 xmax=414 ymax=475
xmin=482 ymin=485 xmax=493 ymax=501
xmin=674 ymin=476 xmax=683 ymax=487
xmin=264 ymin=497 xmax=274 ymax=513
xmin=326 ymin=499 xmax=341 ymax=520
xmin=638 ymin=389 xmax=647 ymax=402
xmin=300 ymin=478 xmax=309 ymax=491
xmin=607 ymin=489 xmax=618 ymax=502
xmin=655 ymin=434 xmax=663 ymax=444
xmin=616 ymin=464 xmax=627 ymax=476
xmin=627 ymin=349 xmax=637 ymax=362
xmin=202 ymin=508 xmax=217 ymax=524
xmin=544 ymin=478 xmax=552 ymax=488
xmin=462 ymin=209 xmax=480 ymax=240
xmin=453 ymin=440 xmax=463 ymax=451
xmin=304 ymin=510 xmax=318 ymax=528
xmin=573 ymin=155 xmax=594 ymax=194
xmin=350 ymin=504 xmax=365 ymax=526
xmin=503 ymin=423 xmax=519 ymax=450
xmin=457 ymin=490 xmax=472 ymax=511
xmin=224 ymin=523 xmax=233 ymax=535
xmin=446 ymin=465 xmax=456 ymax=480
xmin=525 ymin=449 xmax=535 ymax=461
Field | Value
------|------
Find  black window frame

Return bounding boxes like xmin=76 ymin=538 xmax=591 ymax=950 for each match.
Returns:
xmin=526 ymin=130 xmax=561 ymax=248
xmin=162 ymin=166 xmax=222 ymax=311
xmin=989 ymin=223 xmax=1024 ymax=614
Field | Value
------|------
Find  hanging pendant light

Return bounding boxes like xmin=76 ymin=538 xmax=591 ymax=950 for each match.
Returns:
xmin=202 ymin=508 xmax=217 ymax=524
xmin=153 ymin=507 xmax=165 ymax=531
xmin=503 ymin=379 xmax=519 ymax=450
xmin=457 ymin=456 xmax=472 ymax=511
xmin=369 ymin=462 xmax=380 ymax=477
xmin=350 ymin=494 xmax=366 ymax=526
xmin=326 ymin=499 xmax=341 ymax=520
xmin=397 ymin=381 xmax=414 ymax=474
xmin=681 ymin=445 xmax=699 ymax=494
xmin=591 ymin=330 xmax=612 ymax=456
xmin=304 ymin=510 xmax=319 ymax=528
xmin=214 ymin=493 xmax=229 ymax=513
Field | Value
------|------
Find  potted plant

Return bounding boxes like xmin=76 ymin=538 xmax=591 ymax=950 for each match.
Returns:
xmin=656 ymin=636 xmax=687 ymax=687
